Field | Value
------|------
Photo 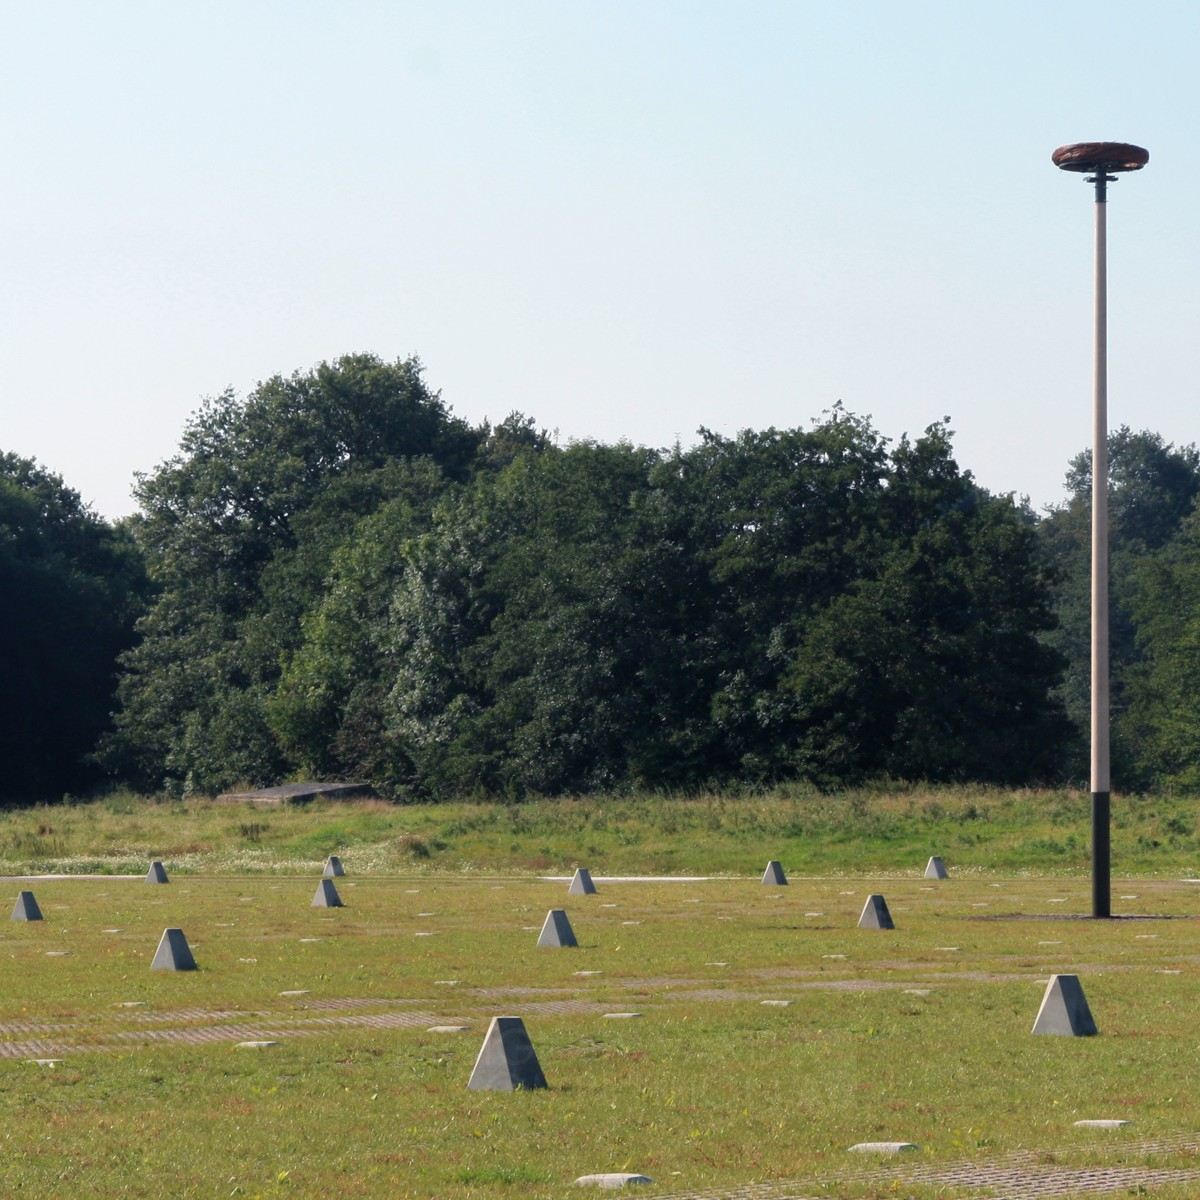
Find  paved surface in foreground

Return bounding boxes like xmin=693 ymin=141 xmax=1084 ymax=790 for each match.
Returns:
xmin=655 ymin=1134 xmax=1200 ymax=1199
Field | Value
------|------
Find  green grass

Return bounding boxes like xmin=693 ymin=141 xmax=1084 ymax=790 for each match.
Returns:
xmin=3 ymin=869 xmax=1200 ymax=1197
xmin=3 ymin=790 xmax=1200 ymax=1197
xmin=2 ymin=785 xmax=1199 ymax=877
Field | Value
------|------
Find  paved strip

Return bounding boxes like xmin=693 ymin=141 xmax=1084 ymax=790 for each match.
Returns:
xmin=654 ymin=1134 xmax=1200 ymax=1200
xmin=0 ymin=1005 xmax=445 ymax=1057
xmin=0 ymin=992 xmax=610 ymax=1057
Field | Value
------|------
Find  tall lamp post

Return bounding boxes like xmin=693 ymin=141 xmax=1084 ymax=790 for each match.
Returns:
xmin=1052 ymin=140 xmax=1149 ymax=920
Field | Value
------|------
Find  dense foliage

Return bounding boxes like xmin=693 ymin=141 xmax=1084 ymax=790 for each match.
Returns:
xmin=10 ymin=352 xmax=1200 ymax=802
xmin=1036 ymin=428 xmax=1200 ymax=787
xmin=0 ymin=454 xmax=147 ymax=802
xmin=102 ymin=354 xmax=1069 ymax=797
xmin=103 ymin=354 xmax=480 ymax=795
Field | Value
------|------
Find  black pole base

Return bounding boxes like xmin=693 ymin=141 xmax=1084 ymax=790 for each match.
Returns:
xmin=1092 ymin=790 xmax=1111 ymax=919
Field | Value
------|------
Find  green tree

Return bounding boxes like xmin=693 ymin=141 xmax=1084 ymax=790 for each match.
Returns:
xmin=108 ymin=354 xmax=478 ymax=794
xmin=785 ymin=452 xmax=1067 ymax=784
xmin=354 ymin=412 xmax=1069 ymax=796
xmin=1039 ymin=427 xmax=1200 ymax=782
xmin=382 ymin=440 xmax=707 ymax=796
xmin=1117 ymin=503 xmax=1200 ymax=790
xmin=0 ymin=453 xmax=147 ymax=802
xmin=268 ymin=458 xmax=451 ymax=784
xmin=683 ymin=409 xmax=893 ymax=779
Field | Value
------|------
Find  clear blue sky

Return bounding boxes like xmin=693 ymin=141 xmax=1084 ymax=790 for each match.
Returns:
xmin=3 ymin=0 xmax=1197 ymax=518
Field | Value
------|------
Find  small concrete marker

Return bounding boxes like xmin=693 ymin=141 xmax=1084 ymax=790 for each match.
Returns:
xmin=428 ymin=1025 xmax=471 ymax=1033
xmin=603 ymin=1012 xmax=643 ymax=1019
xmin=236 ymin=1041 xmax=279 ymax=1050
xmin=568 ymin=868 xmax=597 ymax=896
xmin=848 ymin=1142 xmax=919 ymax=1154
xmin=322 ymin=855 xmax=345 ymax=878
xmin=311 ymin=879 xmax=344 ymax=908
xmin=467 ymin=1015 xmax=548 ymax=1091
xmin=151 ymin=927 xmax=197 ymax=971
xmin=858 ymin=894 xmax=895 ymax=930
xmin=538 ymin=909 xmax=578 ymax=948
xmin=11 ymin=891 xmax=43 ymax=921
xmin=1074 ymin=1119 xmax=1130 ymax=1129
xmin=761 ymin=860 xmax=788 ymax=886
xmin=146 ymin=860 xmax=170 ymax=884
xmin=924 ymin=855 xmax=949 ymax=880
xmin=573 ymin=1174 xmax=654 ymax=1188
xmin=1032 ymin=973 xmax=1097 ymax=1036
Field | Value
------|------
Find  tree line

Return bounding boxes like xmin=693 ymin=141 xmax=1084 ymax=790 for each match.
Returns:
xmin=3 ymin=353 xmax=1197 ymax=804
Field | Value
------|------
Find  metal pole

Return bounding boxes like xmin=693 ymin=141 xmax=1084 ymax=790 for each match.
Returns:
xmin=1053 ymin=140 xmax=1147 ymax=919
xmin=1091 ymin=171 xmax=1111 ymax=919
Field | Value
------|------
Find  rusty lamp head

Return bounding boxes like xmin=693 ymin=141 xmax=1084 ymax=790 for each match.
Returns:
xmin=1052 ymin=142 xmax=1149 ymax=174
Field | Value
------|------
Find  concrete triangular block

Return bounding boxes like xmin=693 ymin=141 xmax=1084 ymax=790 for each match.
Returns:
xmin=146 ymin=860 xmax=170 ymax=884
xmin=858 ymin=894 xmax=895 ymax=930
xmin=11 ymin=891 xmax=43 ymax=921
xmin=322 ymin=855 xmax=345 ymax=878
xmin=467 ymin=1016 xmax=548 ymax=1091
xmin=151 ymin=927 xmax=197 ymax=971
xmin=568 ymin=868 xmax=597 ymax=895
xmin=924 ymin=856 xmax=948 ymax=879
xmin=537 ymin=909 xmax=578 ymax=947
xmin=311 ymin=879 xmax=344 ymax=907
xmin=1032 ymin=973 xmax=1097 ymax=1036
xmin=761 ymin=860 xmax=788 ymax=885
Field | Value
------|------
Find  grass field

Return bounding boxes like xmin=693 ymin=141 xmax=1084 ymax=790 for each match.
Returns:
xmin=2 ymin=790 xmax=1200 ymax=1198
xmin=3 ymin=785 xmax=1199 ymax=877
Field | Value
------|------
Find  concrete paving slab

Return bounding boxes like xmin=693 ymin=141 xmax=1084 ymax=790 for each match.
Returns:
xmin=574 ymin=1174 xmax=654 ymax=1188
